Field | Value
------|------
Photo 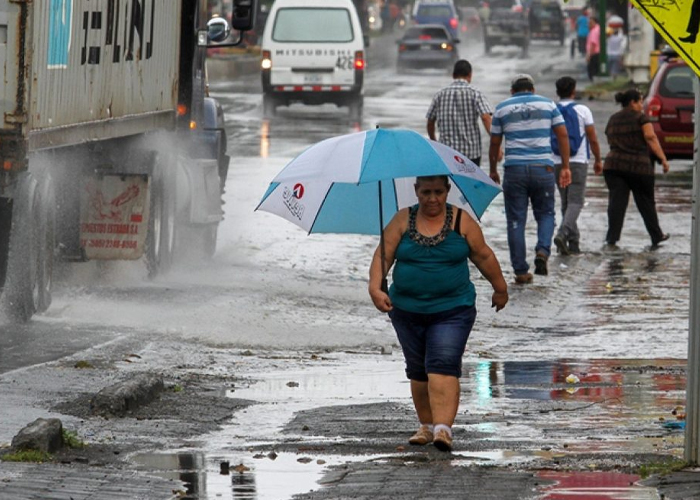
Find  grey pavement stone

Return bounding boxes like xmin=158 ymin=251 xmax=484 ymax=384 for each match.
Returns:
xmin=0 ymin=462 xmax=178 ymax=499
xmin=11 ymin=418 xmax=63 ymax=453
xmin=90 ymin=373 xmax=164 ymax=417
xmin=643 ymin=471 xmax=700 ymax=499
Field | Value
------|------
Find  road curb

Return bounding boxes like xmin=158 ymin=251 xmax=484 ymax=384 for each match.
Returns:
xmin=90 ymin=374 xmax=164 ymax=417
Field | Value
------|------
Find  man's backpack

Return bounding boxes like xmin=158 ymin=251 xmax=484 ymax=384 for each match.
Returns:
xmin=551 ymin=102 xmax=585 ymax=156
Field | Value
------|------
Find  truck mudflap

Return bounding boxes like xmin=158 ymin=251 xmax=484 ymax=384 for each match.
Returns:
xmin=79 ymin=175 xmax=150 ymax=260
xmin=179 ymin=159 xmax=224 ymax=225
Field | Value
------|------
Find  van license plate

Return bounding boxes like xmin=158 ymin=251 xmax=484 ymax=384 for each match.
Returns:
xmin=304 ymin=74 xmax=322 ymax=84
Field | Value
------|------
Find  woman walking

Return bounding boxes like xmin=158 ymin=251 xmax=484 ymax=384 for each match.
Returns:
xmin=368 ymin=175 xmax=508 ymax=452
xmin=603 ymin=89 xmax=670 ymax=248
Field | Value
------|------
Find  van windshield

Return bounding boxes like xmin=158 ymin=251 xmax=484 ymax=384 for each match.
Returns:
xmin=273 ymin=8 xmax=354 ymax=42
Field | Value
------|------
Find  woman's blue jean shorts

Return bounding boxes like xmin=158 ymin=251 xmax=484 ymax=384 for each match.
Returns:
xmin=388 ymin=305 xmax=477 ymax=381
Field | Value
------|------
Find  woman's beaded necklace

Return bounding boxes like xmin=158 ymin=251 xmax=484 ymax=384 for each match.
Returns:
xmin=408 ymin=205 xmax=453 ymax=247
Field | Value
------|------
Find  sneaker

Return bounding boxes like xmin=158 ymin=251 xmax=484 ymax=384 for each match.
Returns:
xmin=534 ymin=253 xmax=548 ymax=276
xmin=553 ymin=235 xmax=570 ymax=256
xmin=514 ymin=273 xmax=533 ymax=284
xmin=433 ymin=429 xmax=453 ymax=452
xmin=567 ymin=240 xmax=581 ymax=255
xmin=408 ymin=426 xmax=434 ymax=446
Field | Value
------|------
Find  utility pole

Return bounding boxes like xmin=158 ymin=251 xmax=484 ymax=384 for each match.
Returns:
xmin=685 ymin=76 xmax=700 ymax=464
xmin=598 ymin=0 xmax=608 ymax=76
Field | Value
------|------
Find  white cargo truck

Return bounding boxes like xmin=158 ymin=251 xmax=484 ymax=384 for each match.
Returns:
xmin=0 ymin=0 xmax=257 ymax=321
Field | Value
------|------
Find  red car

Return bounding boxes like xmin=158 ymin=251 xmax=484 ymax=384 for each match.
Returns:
xmin=643 ymin=54 xmax=695 ymax=161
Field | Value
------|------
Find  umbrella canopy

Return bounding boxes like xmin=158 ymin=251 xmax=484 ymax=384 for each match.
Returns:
xmin=256 ymin=128 xmax=502 ymax=235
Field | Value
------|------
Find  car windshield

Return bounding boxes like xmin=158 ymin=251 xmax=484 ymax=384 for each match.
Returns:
xmin=661 ymin=65 xmax=694 ymax=98
xmin=272 ymin=8 xmax=354 ymax=42
xmin=417 ymin=5 xmax=454 ymax=17
xmin=405 ymin=27 xmax=449 ymax=39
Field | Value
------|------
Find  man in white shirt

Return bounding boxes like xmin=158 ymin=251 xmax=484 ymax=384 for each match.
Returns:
xmin=552 ymin=76 xmax=603 ymax=255
xmin=607 ymin=29 xmax=627 ymax=77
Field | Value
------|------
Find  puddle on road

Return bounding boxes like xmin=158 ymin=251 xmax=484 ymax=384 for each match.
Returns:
xmin=537 ymin=471 xmax=660 ymax=499
xmin=131 ymin=356 xmax=686 ymax=499
xmin=132 ymin=450 xmax=365 ymax=500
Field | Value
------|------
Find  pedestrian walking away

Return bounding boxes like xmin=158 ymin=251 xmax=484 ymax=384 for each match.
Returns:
xmin=576 ymin=8 xmax=589 ymax=56
xmin=368 ymin=175 xmax=508 ymax=452
xmin=551 ymin=76 xmax=603 ymax=256
xmin=607 ymin=28 xmax=627 ymax=77
xmin=489 ymin=74 xmax=571 ymax=284
xmin=427 ymin=60 xmax=500 ymax=167
xmin=586 ymin=17 xmax=600 ymax=81
xmin=603 ymin=89 xmax=670 ymax=249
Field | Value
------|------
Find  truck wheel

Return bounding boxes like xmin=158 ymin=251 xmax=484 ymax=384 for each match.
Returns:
xmin=2 ymin=172 xmax=41 ymax=322
xmin=349 ymin=97 xmax=363 ymax=122
xmin=146 ymin=160 xmax=176 ymax=279
xmin=263 ymin=94 xmax=277 ymax=118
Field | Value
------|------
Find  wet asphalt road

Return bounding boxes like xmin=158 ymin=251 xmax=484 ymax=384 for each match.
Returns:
xmin=0 ymin=30 xmax=697 ymax=499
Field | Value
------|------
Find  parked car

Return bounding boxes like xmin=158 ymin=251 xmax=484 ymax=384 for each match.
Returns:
xmin=396 ymin=24 xmax=459 ymax=71
xmin=643 ymin=54 xmax=695 ymax=161
xmin=528 ymin=0 xmax=566 ymax=45
xmin=414 ymin=1 xmax=461 ymax=38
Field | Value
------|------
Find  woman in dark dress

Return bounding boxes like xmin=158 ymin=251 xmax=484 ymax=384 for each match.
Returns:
xmin=603 ymin=89 xmax=670 ymax=248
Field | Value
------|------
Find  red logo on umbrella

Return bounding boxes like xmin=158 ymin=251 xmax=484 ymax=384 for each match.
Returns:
xmin=293 ymin=183 xmax=305 ymax=199
xmin=454 ymin=155 xmax=465 ymax=164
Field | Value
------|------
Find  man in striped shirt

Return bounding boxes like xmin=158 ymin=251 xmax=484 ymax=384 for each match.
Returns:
xmin=426 ymin=60 xmax=495 ymax=166
xmin=489 ymin=74 xmax=571 ymax=284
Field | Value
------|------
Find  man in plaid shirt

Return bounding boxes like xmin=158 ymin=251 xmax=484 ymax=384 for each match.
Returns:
xmin=426 ymin=60 xmax=497 ymax=166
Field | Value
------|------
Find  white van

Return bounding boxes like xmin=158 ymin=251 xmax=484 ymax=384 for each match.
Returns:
xmin=260 ymin=0 xmax=366 ymax=120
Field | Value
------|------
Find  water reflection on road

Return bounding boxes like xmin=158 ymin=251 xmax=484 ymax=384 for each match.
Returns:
xmin=132 ymin=356 xmax=685 ymax=499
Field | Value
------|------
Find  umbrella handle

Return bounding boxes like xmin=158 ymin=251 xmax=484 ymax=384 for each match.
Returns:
xmin=379 ymin=180 xmax=388 ymax=295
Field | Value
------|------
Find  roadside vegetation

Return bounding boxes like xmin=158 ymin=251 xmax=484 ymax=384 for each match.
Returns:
xmin=584 ymin=78 xmax=649 ymax=97
xmin=62 ymin=429 xmax=86 ymax=449
xmin=638 ymin=459 xmax=688 ymax=479
xmin=1 ymin=450 xmax=52 ymax=463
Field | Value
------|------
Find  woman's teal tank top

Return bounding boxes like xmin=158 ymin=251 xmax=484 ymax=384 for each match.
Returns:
xmin=389 ymin=205 xmax=476 ymax=313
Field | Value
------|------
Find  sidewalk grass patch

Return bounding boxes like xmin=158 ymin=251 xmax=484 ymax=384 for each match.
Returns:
xmin=62 ymin=429 xmax=85 ymax=449
xmin=639 ymin=459 xmax=687 ymax=478
xmin=1 ymin=449 xmax=52 ymax=463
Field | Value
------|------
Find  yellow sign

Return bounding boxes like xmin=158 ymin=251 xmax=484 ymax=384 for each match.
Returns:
xmin=630 ymin=0 xmax=700 ymax=77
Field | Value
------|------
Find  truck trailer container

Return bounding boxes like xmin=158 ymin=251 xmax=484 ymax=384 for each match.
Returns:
xmin=0 ymin=0 xmax=257 ymax=321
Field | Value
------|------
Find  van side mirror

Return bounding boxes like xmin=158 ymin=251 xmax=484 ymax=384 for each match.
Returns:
xmin=231 ymin=0 xmax=258 ymax=31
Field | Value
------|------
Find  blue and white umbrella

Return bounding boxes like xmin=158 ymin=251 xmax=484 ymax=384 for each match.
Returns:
xmin=255 ymin=128 xmax=502 ymax=235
